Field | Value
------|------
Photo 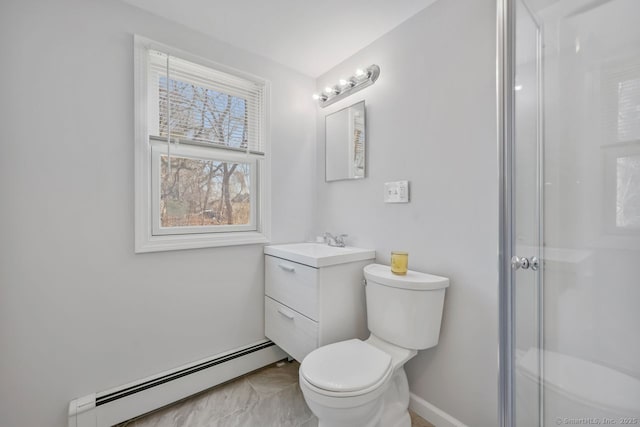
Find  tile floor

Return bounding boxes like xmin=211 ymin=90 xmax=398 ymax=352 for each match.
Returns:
xmin=115 ymin=361 xmax=434 ymax=427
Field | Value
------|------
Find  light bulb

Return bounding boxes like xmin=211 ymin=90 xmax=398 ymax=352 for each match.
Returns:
xmin=324 ymin=86 xmax=334 ymax=94
xmin=339 ymin=79 xmax=348 ymax=86
xmin=312 ymin=93 xmax=320 ymax=100
xmin=514 ymin=84 xmax=523 ymax=91
xmin=355 ymin=68 xmax=366 ymax=77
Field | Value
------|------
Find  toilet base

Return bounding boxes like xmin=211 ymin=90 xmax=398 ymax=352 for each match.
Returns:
xmin=379 ymin=367 xmax=411 ymax=427
xmin=391 ymin=412 xmax=411 ymax=427
xmin=316 ymin=405 xmax=382 ymax=427
xmin=316 ymin=407 xmax=410 ymax=427
xmin=312 ymin=367 xmax=412 ymax=427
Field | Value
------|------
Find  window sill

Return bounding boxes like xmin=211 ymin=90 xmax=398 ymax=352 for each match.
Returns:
xmin=135 ymin=231 xmax=269 ymax=253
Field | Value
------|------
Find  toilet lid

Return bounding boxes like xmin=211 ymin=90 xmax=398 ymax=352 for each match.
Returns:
xmin=300 ymin=339 xmax=392 ymax=393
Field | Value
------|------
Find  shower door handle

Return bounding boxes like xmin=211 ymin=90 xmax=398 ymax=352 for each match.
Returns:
xmin=511 ymin=255 xmax=539 ymax=271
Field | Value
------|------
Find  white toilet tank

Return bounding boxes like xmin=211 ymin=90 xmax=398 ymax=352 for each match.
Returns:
xmin=363 ymin=263 xmax=449 ymax=350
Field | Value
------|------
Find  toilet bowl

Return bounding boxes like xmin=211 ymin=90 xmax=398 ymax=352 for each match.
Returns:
xmin=300 ymin=264 xmax=449 ymax=427
xmin=299 ymin=340 xmax=392 ymax=427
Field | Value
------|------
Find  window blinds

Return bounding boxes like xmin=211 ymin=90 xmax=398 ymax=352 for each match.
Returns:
xmin=617 ymin=76 xmax=640 ymax=142
xmin=148 ymin=49 xmax=265 ymax=154
xmin=602 ymin=60 xmax=640 ymax=144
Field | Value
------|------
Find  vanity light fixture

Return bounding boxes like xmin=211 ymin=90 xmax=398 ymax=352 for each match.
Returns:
xmin=339 ymin=78 xmax=353 ymax=88
xmin=312 ymin=64 xmax=380 ymax=108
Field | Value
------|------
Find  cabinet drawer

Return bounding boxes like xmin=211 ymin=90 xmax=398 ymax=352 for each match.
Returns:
xmin=265 ymin=297 xmax=318 ymax=362
xmin=265 ymin=255 xmax=318 ymax=320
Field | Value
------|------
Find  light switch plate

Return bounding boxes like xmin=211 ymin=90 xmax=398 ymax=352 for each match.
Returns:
xmin=384 ymin=180 xmax=410 ymax=203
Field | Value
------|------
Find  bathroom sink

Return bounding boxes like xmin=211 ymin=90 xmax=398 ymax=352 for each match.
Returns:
xmin=264 ymin=243 xmax=375 ymax=268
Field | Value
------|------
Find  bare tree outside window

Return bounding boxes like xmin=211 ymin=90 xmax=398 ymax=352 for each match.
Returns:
xmin=160 ymin=156 xmax=250 ymax=227
xmin=158 ymin=76 xmax=252 ymax=227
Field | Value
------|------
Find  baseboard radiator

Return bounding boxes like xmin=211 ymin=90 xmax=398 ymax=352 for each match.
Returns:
xmin=68 ymin=340 xmax=286 ymax=427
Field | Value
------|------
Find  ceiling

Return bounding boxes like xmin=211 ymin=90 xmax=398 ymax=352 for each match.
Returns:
xmin=120 ymin=0 xmax=438 ymax=77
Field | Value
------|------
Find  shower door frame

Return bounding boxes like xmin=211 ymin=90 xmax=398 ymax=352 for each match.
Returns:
xmin=497 ymin=0 xmax=516 ymax=422
xmin=497 ymin=0 xmax=545 ymax=425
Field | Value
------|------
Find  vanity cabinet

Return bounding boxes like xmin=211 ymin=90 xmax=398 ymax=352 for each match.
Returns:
xmin=264 ymin=244 xmax=375 ymax=362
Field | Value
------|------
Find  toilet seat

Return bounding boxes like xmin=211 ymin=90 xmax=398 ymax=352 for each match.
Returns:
xmin=300 ymin=339 xmax=392 ymax=396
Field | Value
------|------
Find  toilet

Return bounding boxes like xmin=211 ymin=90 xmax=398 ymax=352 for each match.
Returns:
xmin=299 ymin=263 xmax=449 ymax=427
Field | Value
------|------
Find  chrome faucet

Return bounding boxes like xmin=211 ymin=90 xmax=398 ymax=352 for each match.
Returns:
xmin=324 ymin=232 xmax=348 ymax=247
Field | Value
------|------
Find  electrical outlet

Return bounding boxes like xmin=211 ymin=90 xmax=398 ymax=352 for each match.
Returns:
xmin=384 ymin=181 xmax=410 ymax=203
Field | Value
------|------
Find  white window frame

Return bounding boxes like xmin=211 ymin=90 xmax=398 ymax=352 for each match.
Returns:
xmin=134 ymin=35 xmax=270 ymax=253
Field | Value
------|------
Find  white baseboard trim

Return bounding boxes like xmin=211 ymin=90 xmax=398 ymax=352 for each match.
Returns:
xmin=409 ymin=392 xmax=468 ymax=427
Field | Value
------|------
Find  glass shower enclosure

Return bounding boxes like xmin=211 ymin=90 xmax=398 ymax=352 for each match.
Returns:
xmin=499 ymin=0 xmax=640 ymax=425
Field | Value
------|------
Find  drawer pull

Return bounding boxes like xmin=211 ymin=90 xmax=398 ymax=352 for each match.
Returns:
xmin=277 ymin=308 xmax=295 ymax=320
xmin=278 ymin=263 xmax=296 ymax=273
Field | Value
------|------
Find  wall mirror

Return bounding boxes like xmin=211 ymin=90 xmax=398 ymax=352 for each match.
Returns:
xmin=325 ymin=101 xmax=366 ymax=182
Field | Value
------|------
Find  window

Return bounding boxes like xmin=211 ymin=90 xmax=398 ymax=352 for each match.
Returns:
xmin=134 ymin=36 xmax=270 ymax=252
xmin=602 ymin=60 xmax=640 ymax=234
xmin=616 ymin=154 xmax=640 ymax=229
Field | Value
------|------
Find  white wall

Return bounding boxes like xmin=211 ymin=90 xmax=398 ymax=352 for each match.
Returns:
xmin=0 ymin=0 xmax=315 ymax=426
xmin=314 ymin=0 xmax=499 ymax=425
